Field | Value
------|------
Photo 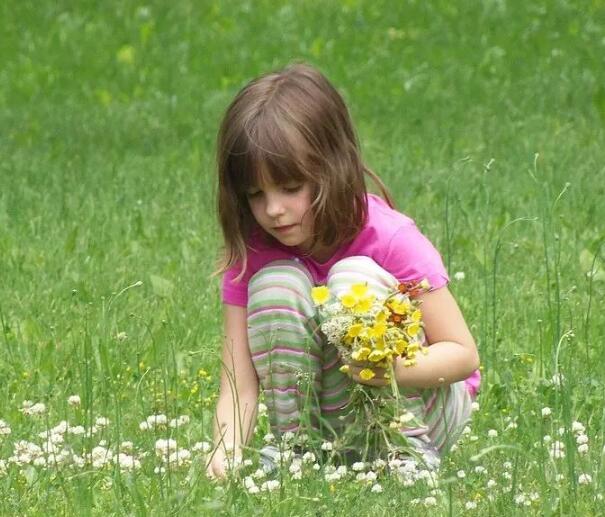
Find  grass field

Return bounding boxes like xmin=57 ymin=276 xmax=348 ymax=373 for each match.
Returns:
xmin=1 ymin=0 xmax=605 ymax=514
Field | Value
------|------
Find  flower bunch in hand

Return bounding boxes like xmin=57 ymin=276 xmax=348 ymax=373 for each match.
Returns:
xmin=311 ymin=279 xmax=430 ymax=461
xmin=311 ymin=280 xmax=429 ymax=382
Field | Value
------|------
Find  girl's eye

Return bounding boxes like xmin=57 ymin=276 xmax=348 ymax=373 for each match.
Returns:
xmin=283 ymin=184 xmax=303 ymax=193
xmin=246 ymin=190 xmax=261 ymax=198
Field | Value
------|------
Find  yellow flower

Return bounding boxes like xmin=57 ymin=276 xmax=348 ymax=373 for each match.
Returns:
xmin=311 ymin=286 xmax=330 ymax=305
xmin=340 ymin=293 xmax=356 ymax=308
xmin=403 ymin=359 xmax=417 ymax=367
xmin=351 ymin=347 xmax=370 ymax=362
xmin=407 ymin=322 xmax=420 ymax=338
xmin=351 ymin=283 xmax=369 ymax=297
xmin=394 ymin=339 xmax=408 ymax=355
xmin=347 ymin=323 xmax=364 ymax=339
xmin=410 ymin=309 xmax=422 ymax=322
xmin=368 ymin=350 xmax=386 ymax=362
xmin=419 ymin=279 xmax=430 ymax=290
xmin=359 ymin=368 xmax=376 ymax=381
xmin=375 ymin=310 xmax=388 ymax=324
xmin=389 ymin=300 xmax=410 ymax=315
xmin=339 ymin=364 xmax=350 ymax=374
xmin=353 ymin=295 xmax=374 ymax=314
xmin=368 ymin=322 xmax=387 ymax=339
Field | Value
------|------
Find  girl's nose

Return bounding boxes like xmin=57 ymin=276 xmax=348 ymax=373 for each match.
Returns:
xmin=265 ymin=194 xmax=285 ymax=218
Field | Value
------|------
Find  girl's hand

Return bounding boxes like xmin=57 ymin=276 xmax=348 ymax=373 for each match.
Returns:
xmin=206 ymin=448 xmax=227 ymax=479
xmin=348 ymin=361 xmax=391 ymax=387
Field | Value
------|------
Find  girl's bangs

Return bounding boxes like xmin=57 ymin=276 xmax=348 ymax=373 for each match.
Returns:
xmin=230 ymin=117 xmax=311 ymax=194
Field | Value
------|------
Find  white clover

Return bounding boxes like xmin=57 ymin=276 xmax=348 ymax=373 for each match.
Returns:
xmin=252 ymin=468 xmax=266 ymax=479
xmin=167 ymin=449 xmax=191 ymax=467
xmin=372 ymin=459 xmax=386 ymax=470
xmin=578 ymin=444 xmax=589 ymax=454
xmin=244 ymin=476 xmax=256 ymax=490
xmin=487 ymin=429 xmax=498 ymax=438
xmin=471 ymin=401 xmax=480 ymax=412
xmin=424 ymin=496 xmax=437 ymax=506
xmin=146 ymin=414 xmax=168 ymax=428
xmin=543 ymin=434 xmax=552 ymax=444
xmin=68 ymin=425 xmax=85 ymax=436
xmin=465 ymin=501 xmax=477 ymax=510
xmin=320 ymin=441 xmax=333 ymax=451
xmin=257 ymin=403 xmax=268 ymax=417
xmin=355 ymin=472 xmax=366 ymax=482
xmin=95 ymin=417 xmax=110 ymax=427
xmin=113 ymin=453 xmax=141 ymax=471
xmin=139 ymin=421 xmax=150 ymax=431
xmin=0 ymin=420 xmax=12 ymax=436
xmin=67 ymin=395 xmax=81 ymax=407
xmin=454 ymin=271 xmax=466 ymax=281
xmin=549 ymin=441 xmax=566 ymax=459
xmin=371 ymin=483 xmax=383 ymax=493
xmin=282 ymin=431 xmax=295 ymax=442
xmin=261 ymin=479 xmax=280 ymax=492
xmin=457 ymin=470 xmax=466 ymax=479
xmin=302 ymin=451 xmax=316 ymax=463
xmin=365 ymin=471 xmax=377 ymax=482
xmin=192 ymin=441 xmax=212 ymax=453
xmin=248 ymin=485 xmax=260 ymax=494
xmin=155 ymin=438 xmax=177 ymax=457
xmin=541 ymin=407 xmax=552 ymax=417
xmin=462 ymin=426 xmax=472 ymax=435
xmin=352 ymin=461 xmax=366 ymax=472
xmin=263 ymin=433 xmax=275 ymax=444
xmin=474 ymin=466 xmax=487 ymax=475
xmin=576 ymin=434 xmax=588 ymax=445
xmin=572 ymin=421 xmax=585 ymax=434
xmin=169 ymin=415 xmax=190 ymax=428
xmin=20 ymin=401 xmax=47 ymax=416
xmin=487 ymin=479 xmax=497 ymax=489
xmin=578 ymin=473 xmax=592 ymax=485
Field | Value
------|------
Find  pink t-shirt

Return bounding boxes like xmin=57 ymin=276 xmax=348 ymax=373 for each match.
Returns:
xmin=221 ymin=193 xmax=480 ymax=396
xmin=222 ymin=194 xmax=449 ymax=305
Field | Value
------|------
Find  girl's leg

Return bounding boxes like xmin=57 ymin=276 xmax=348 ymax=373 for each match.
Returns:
xmin=247 ymin=260 xmax=331 ymax=436
xmin=327 ymin=256 xmax=473 ymax=465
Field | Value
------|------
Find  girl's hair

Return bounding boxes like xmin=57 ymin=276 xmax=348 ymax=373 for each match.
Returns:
xmin=215 ymin=62 xmax=393 ymax=277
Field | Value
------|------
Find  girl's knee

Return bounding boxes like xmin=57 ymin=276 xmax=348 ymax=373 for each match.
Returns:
xmin=326 ymin=255 xmax=398 ymax=298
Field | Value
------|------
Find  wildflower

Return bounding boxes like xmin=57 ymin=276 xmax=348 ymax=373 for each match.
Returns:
xmin=320 ymin=441 xmax=333 ymax=451
xmin=487 ymin=429 xmax=498 ymax=438
xmin=116 ymin=331 xmax=128 ymax=341
xmin=95 ymin=417 xmax=110 ymax=427
xmin=352 ymin=462 xmax=366 ymax=472
xmin=578 ymin=444 xmax=589 ymax=454
xmin=282 ymin=431 xmax=295 ymax=442
xmin=20 ymin=401 xmax=46 ymax=416
xmin=365 ymin=471 xmax=377 ymax=482
xmin=257 ymin=402 xmax=268 ymax=416
xmin=252 ymin=468 xmax=266 ymax=479
xmin=371 ymin=483 xmax=383 ymax=493
xmin=154 ymin=466 xmax=166 ymax=475
xmin=248 ymin=485 xmax=260 ymax=494
xmin=0 ymin=420 xmax=12 ymax=436
xmin=113 ymin=453 xmax=141 ymax=471
xmin=572 ymin=421 xmax=585 ymax=434
xmin=261 ymin=479 xmax=280 ymax=492
xmin=359 ymin=369 xmax=375 ymax=381
xmin=541 ymin=407 xmax=552 ymax=417
xmin=192 ymin=441 xmax=212 ymax=453
xmin=474 ymin=466 xmax=487 ymax=475
xmin=578 ymin=473 xmax=592 ymax=485
xmin=263 ymin=433 xmax=275 ymax=444
xmin=543 ymin=435 xmax=552 ymax=443
xmin=454 ymin=271 xmax=466 ymax=281
xmin=457 ymin=470 xmax=466 ymax=479
xmin=120 ymin=441 xmax=134 ymax=452
xmin=302 ymin=451 xmax=316 ymax=463
xmin=155 ymin=438 xmax=177 ymax=456
xmin=462 ymin=426 xmax=472 ymax=435
xmin=471 ymin=401 xmax=480 ymax=412
xmin=487 ymin=479 xmax=497 ymax=489
xmin=465 ymin=501 xmax=477 ymax=510
xmin=576 ymin=434 xmax=588 ymax=445
xmin=503 ymin=461 xmax=512 ymax=470
xmin=549 ymin=441 xmax=565 ymax=459
xmin=167 ymin=449 xmax=192 ymax=468
xmin=311 ymin=286 xmax=331 ymax=306
xmin=145 ymin=414 xmax=167 ymax=428
xmin=67 ymin=395 xmax=81 ymax=407
xmin=424 ymin=496 xmax=437 ymax=506
xmin=169 ymin=415 xmax=190 ymax=428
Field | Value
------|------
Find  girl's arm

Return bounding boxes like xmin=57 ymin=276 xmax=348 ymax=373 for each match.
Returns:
xmin=209 ymin=303 xmax=259 ymax=476
xmin=393 ymin=285 xmax=479 ymax=388
xmin=349 ymin=286 xmax=479 ymax=389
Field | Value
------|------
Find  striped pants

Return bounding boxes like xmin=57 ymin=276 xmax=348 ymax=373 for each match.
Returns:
xmin=248 ymin=256 xmax=474 ymax=466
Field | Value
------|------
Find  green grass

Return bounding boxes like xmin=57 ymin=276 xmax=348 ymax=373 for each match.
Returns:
xmin=1 ymin=0 xmax=605 ymax=514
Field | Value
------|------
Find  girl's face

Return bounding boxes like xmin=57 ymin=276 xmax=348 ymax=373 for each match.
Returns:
xmin=246 ymin=177 xmax=316 ymax=252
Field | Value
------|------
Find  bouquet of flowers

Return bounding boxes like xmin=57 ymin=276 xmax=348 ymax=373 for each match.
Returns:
xmin=311 ymin=279 xmax=430 ymax=461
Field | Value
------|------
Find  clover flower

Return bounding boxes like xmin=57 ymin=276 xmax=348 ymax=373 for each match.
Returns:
xmin=0 ymin=420 xmax=12 ymax=436
xmin=20 ymin=401 xmax=46 ymax=416
xmin=67 ymin=395 xmax=81 ymax=407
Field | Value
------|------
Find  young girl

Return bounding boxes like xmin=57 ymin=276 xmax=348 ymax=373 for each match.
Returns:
xmin=208 ymin=62 xmax=480 ymax=477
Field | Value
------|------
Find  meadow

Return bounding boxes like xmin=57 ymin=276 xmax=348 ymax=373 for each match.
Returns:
xmin=1 ymin=0 xmax=605 ymax=514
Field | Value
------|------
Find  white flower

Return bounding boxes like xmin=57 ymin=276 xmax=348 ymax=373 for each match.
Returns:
xmin=0 ymin=420 xmax=12 ymax=436
xmin=247 ymin=485 xmax=260 ymax=494
xmin=120 ymin=441 xmax=134 ymax=452
xmin=155 ymin=438 xmax=177 ymax=456
xmin=167 ymin=449 xmax=191 ymax=467
xmin=312 ymin=463 xmax=320 ymax=471
xmin=282 ymin=431 xmax=295 ymax=442
xmin=471 ymin=401 xmax=480 ymax=412
xmin=113 ymin=453 xmax=141 ymax=471
xmin=352 ymin=462 xmax=366 ymax=472
xmin=68 ymin=425 xmax=85 ymax=436
xmin=154 ymin=466 xmax=166 ymax=475
xmin=263 ymin=433 xmax=275 ymax=444
xmin=373 ymin=459 xmax=386 ymax=470
xmin=543 ymin=435 xmax=552 ymax=444
xmin=454 ymin=271 xmax=466 ymax=281
xmin=549 ymin=441 xmax=565 ymax=459
xmin=257 ymin=403 xmax=268 ymax=416
xmin=320 ymin=441 xmax=333 ymax=451
xmin=487 ymin=479 xmax=497 ymax=489
xmin=578 ymin=473 xmax=592 ymax=485
xmin=462 ymin=425 xmax=472 ymax=435
xmin=541 ymin=407 xmax=552 ymax=417
xmin=261 ymin=479 xmax=280 ymax=492
xmin=371 ymin=483 xmax=383 ymax=493
xmin=457 ymin=470 xmax=466 ymax=479
xmin=116 ymin=331 xmax=128 ymax=341
xmin=365 ymin=471 xmax=377 ymax=482
xmin=488 ymin=429 xmax=498 ymax=438
xmin=146 ymin=414 xmax=167 ymax=428
xmin=572 ymin=421 xmax=585 ymax=434
xmin=576 ymin=434 xmax=588 ymax=445
xmin=465 ymin=501 xmax=477 ymax=510
xmin=355 ymin=472 xmax=366 ymax=482
xmin=20 ymin=401 xmax=46 ymax=416
xmin=192 ymin=441 xmax=212 ymax=453
xmin=95 ymin=417 xmax=110 ymax=427
xmin=503 ymin=461 xmax=512 ymax=470
xmin=139 ymin=421 xmax=150 ymax=431
xmin=550 ymin=373 xmax=564 ymax=387
xmin=474 ymin=466 xmax=487 ymax=475
xmin=424 ymin=496 xmax=437 ymax=507
xmin=67 ymin=395 xmax=81 ymax=407
xmin=578 ymin=444 xmax=589 ymax=454
xmin=169 ymin=415 xmax=190 ymax=428
xmin=302 ymin=451 xmax=316 ymax=463
xmin=555 ymin=474 xmax=564 ymax=482
xmin=244 ymin=476 xmax=256 ymax=489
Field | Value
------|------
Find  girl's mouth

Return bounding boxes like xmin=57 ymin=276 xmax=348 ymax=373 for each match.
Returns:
xmin=274 ymin=224 xmax=297 ymax=234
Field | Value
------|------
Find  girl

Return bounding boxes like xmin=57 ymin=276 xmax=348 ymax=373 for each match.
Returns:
xmin=208 ymin=62 xmax=480 ymax=477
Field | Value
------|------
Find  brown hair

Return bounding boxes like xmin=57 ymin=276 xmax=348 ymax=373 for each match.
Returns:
xmin=215 ymin=62 xmax=393 ymax=278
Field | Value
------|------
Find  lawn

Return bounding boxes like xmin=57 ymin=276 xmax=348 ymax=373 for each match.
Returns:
xmin=1 ymin=0 xmax=605 ymax=514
